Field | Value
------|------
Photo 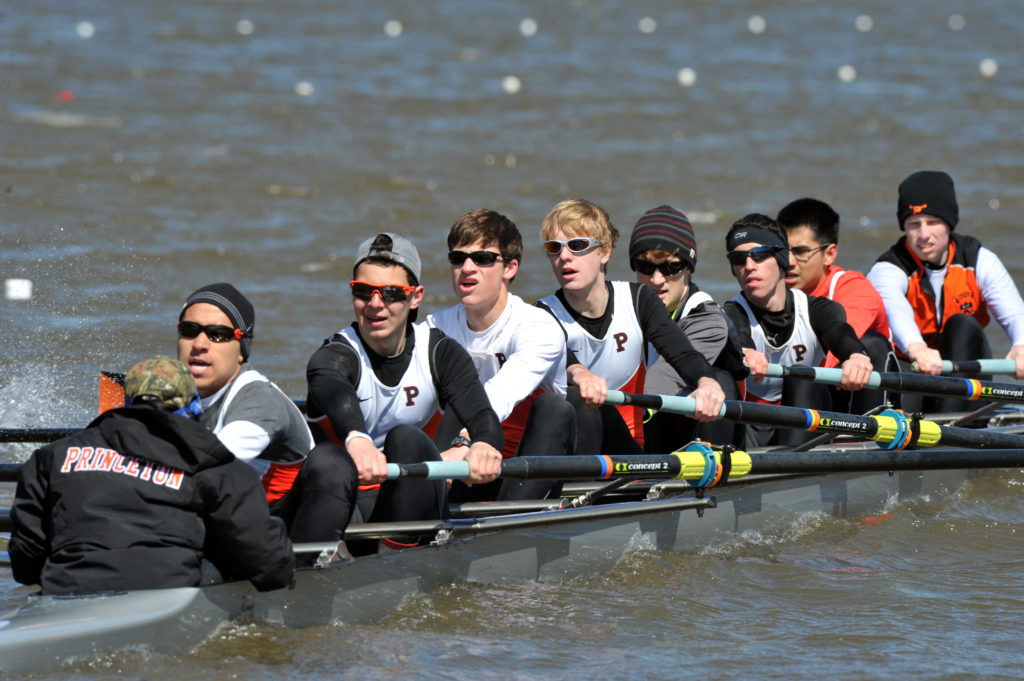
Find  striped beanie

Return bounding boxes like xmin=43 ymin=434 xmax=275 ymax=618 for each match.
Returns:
xmin=628 ymin=205 xmax=698 ymax=270
xmin=180 ymin=283 xmax=255 ymax=361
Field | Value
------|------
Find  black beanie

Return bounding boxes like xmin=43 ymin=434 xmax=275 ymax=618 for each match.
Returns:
xmin=628 ymin=205 xmax=698 ymax=270
xmin=897 ymin=170 xmax=959 ymax=231
xmin=180 ymin=283 xmax=255 ymax=361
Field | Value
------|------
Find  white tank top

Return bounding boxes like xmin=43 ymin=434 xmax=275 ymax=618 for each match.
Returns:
xmin=337 ymin=323 xmax=440 ymax=448
xmin=732 ymin=289 xmax=824 ymax=403
xmin=539 ymin=281 xmax=645 ymax=391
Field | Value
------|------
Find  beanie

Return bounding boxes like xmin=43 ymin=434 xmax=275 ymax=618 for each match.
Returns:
xmin=628 ymin=205 xmax=697 ymax=270
xmin=179 ymin=283 xmax=255 ymax=361
xmin=897 ymin=170 xmax=959 ymax=231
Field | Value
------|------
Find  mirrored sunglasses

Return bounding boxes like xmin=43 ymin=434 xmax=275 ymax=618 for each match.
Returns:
xmin=349 ymin=280 xmax=416 ymax=304
xmin=177 ymin=321 xmax=244 ymax=343
xmin=726 ymin=246 xmax=784 ymax=267
xmin=543 ymin=237 xmax=602 ymax=256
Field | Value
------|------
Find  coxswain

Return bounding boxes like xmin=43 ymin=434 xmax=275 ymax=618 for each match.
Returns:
xmin=535 ymin=198 xmax=725 ymax=455
xmin=867 ymin=170 xmax=1024 ymax=412
xmin=305 ymin=233 xmax=504 ymax=554
xmin=10 ymin=356 xmax=294 ymax=594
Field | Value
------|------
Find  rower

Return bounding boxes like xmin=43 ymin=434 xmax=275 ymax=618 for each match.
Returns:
xmin=9 ymin=356 xmax=293 ymax=594
xmin=427 ymin=209 xmax=576 ymax=501
xmin=626 ymin=205 xmax=747 ymax=451
xmin=535 ymin=198 xmax=725 ymax=455
xmin=177 ymin=283 xmax=358 ymax=546
xmin=305 ymin=232 xmax=504 ymax=554
xmin=777 ymin=197 xmax=894 ymax=414
xmin=722 ymin=213 xmax=873 ymax=447
xmin=867 ymin=170 xmax=1024 ymax=412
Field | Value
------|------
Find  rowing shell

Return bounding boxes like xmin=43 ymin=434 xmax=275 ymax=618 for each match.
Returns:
xmin=0 ymin=453 xmax=972 ymax=675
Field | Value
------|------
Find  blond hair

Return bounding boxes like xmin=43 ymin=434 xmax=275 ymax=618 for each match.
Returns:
xmin=540 ymin=198 xmax=619 ymax=248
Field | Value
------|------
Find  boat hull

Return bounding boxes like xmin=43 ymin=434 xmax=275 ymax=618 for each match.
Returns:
xmin=0 ymin=466 xmax=973 ymax=674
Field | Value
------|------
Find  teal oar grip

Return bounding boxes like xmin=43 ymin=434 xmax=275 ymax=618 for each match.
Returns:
xmin=387 ymin=461 xmax=470 ymax=480
xmin=938 ymin=359 xmax=1016 ymax=375
xmin=606 ymin=390 xmax=727 ymax=420
xmin=768 ymin=364 xmax=882 ymax=389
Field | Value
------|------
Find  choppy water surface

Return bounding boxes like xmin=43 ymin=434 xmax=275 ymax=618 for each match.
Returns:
xmin=3 ymin=1 xmax=1024 ymax=678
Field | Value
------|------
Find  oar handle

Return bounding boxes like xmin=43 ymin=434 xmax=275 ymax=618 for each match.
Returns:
xmin=765 ymin=364 xmax=882 ymax=389
xmin=606 ymin=390 xmax=728 ymax=420
xmin=910 ymin=359 xmax=1017 ymax=376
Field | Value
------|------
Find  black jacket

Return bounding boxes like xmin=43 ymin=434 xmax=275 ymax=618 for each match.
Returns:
xmin=9 ymin=406 xmax=294 ymax=594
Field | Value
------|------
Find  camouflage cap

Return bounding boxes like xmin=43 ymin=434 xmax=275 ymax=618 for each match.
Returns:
xmin=124 ymin=356 xmax=197 ymax=410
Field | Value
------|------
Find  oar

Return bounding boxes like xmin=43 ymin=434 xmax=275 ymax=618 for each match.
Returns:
xmin=606 ymin=390 xmax=1024 ymax=450
xmin=767 ymin=364 xmax=1024 ymax=405
xmin=911 ymin=358 xmax=1016 ymax=376
xmin=0 ymin=447 xmax=750 ymax=487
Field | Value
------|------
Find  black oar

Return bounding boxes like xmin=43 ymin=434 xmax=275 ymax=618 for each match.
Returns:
xmin=606 ymin=390 xmax=1024 ymax=450
xmin=767 ymin=364 xmax=1024 ymax=406
xmin=0 ymin=447 xmax=750 ymax=486
xmin=911 ymin=358 xmax=1016 ymax=376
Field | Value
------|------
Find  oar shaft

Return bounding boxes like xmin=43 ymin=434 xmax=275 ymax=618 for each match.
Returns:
xmin=770 ymin=364 xmax=1024 ymax=405
xmin=747 ymin=448 xmax=1024 ymax=474
xmin=389 ymin=453 xmax=741 ymax=482
xmin=607 ymin=390 xmax=1024 ymax=449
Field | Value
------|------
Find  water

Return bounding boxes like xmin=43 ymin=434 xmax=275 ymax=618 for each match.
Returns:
xmin=3 ymin=0 xmax=1024 ymax=678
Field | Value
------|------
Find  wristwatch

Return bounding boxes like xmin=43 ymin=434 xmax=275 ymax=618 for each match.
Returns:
xmin=450 ymin=434 xmax=472 ymax=448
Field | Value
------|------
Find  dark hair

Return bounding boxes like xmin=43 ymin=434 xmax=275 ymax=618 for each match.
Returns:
xmin=777 ymin=198 xmax=840 ymax=245
xmin=357 ymin=234 xmax=420 ymax=286
xmin=725 ymin=213 xmax=789 ymax=247
xmin=447 ymin=209 xmax=523 ymax=264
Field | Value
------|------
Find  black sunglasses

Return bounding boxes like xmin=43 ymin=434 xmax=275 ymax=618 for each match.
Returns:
xmin=631 ymin=258 xmax=687 ymax=277
xmin=350 ymin=280 xmax=416 ymax=304
xmin=447 ymin=250 xmax=503 ymax=267
xmin=543 ymin=237 xmax=602 ymax=256
xmin=726 ymin=246 xmax=784 ymax=267
xmin=177 ymin=321 xmax=244 ymax=343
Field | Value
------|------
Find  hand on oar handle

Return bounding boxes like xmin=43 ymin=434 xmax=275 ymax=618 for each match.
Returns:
xmin=742 ymin=347 xmax=769 ymax=383
xmin=838 ymin=352 xmax=874 ymax=391
xmin=1006 ymin=345 xmax=1024 ymax=379
xmin=689 ymin=376 xmax=725 ymax=422
xmin=907 ymin=342 xmax=944 ymax=375
xmin=346 ymin=436 xmax=389 ymax=486
xmin=568 ymin=364 xmax=609 ymax=407
xmin=461 ymin=441 xmax=503 ymax=485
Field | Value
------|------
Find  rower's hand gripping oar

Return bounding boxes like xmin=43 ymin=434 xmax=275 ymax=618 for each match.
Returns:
xmin=387 ymin=445 xmax=752 ymax=488
xmin=607 ymin=389 xmax=1024 ymax=450
xmin=768 ymin=364 xmax=1024 ymax=406
xmin=910 ymin=358 xmax=1016 ymax=376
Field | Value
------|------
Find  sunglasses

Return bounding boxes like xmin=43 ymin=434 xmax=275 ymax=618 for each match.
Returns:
xmin=350 ymin=280 xmax=416 ymax=304
xmin=177 ymin=321 xmax=244 ymax=343
xmin=726 ymin=246 xmax=784 ymax=267
xmin=631 ymin=258 xmax=687 ymax=277
xmin=447 ymin=250 xmax=503 ymax=267
xmin=543 ymin=237 xmax=602 ymax=256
